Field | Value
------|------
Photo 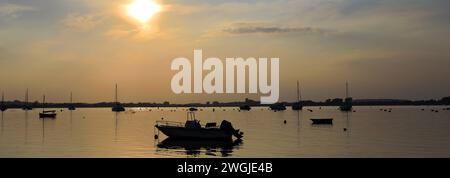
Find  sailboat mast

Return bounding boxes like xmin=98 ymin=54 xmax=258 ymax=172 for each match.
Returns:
xmin=296 ymin=81 xmax=300 ymax=102
xmin=42 ymin=95 xmax=45 ymax=112
xmin=115 ymin=84 xmax=118 ymax=104
xmin=25 ymin=89 xmax=29 ymax=104
xmin=1 ymin=92 xmax=4 ymax=104
xmin=70 ymin=92 xmax=73 ymax=104
xmin=345 ymin=82 xmax=349 ymax=98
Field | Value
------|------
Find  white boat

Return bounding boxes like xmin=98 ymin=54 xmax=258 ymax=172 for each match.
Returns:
xmin=155 ymin=112 xmax=243 ymax=140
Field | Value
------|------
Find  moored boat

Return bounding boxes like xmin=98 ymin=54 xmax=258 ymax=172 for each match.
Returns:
xmin=22 ymin=89 xmax=33 ymax=110
xmin=155 ymin=112 xmax=243 ymax=140
xmin=270 ymin=103 xmax=286 ymax=111
xmin=239 ymin=105 xmax=251 ymax=111
xmin=339 ymin=82 xmax=353 ymax=112
xmin=112 ymin=84 xmax=125 ymax=112
xmin=68 ymin=92 xmax=76 ymax=110
xmin=311 ymin=118 xmax=333 ymax=125
xmin=39 ymin=95 xmax=57 ymax=119
xmin=0 ymin=92 xmax=7 ymax=112
xmin=292 ymin=81 xmax=303 ymax=111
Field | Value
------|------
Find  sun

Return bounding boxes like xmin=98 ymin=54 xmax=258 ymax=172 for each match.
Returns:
xmin=126 ymin=0 xmax=162 ymax=24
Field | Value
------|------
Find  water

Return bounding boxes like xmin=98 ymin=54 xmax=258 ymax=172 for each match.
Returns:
xmin=0 ymin=106 xmax=450 ymax=157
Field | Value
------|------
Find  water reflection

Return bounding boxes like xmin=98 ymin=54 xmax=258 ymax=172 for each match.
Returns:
xmin=24 ymin=111 xmax=29 ymax=144
xmin=1 ymin=112 xmax=4 ymax=136
xmin=157 ymin=138 xmax=243 ymax=157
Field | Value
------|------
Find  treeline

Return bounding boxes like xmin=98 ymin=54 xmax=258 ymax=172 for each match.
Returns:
xmin=1 ymin=97 xmax=450 ymax=108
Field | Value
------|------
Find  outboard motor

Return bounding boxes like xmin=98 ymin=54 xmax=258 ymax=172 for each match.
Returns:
xmin=220 ymin=120 xmax=244 ymax=139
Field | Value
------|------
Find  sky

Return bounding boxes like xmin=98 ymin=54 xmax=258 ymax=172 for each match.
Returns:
xmin=0 ymin=0 xmax=449 ymax=103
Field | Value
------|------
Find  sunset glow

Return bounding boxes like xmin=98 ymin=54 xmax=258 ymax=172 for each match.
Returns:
xmin=126 ymin=0 xmax=161 ymax=24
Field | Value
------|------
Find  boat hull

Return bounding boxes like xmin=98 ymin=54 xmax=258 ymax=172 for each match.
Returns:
xmin=339 ymin=105 xmax=352 ymax=111
xmin=39 ymin=113 xmax=56 ymax=118
xmin=156 ymin=125 xmax=233 ymax=139
xmin=311 ymin=118 xmax=333 ymax=125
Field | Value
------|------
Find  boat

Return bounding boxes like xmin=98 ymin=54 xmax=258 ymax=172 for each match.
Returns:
xmin=189 ymin=107 xmax=198 ymax=111
xmin=270 ymin=103 xmax=286 ymax=111
xmin=155 ymin=112 xmax=243 ymax=140
xmin=112 ymin=84 xmax=125 ymax=112
xmin=22 ymin=89 xmax=33 ymax=110
xmin=339 ymin=82 xmax=353 ymax=112
xmin=0 ymin=92 xmax=7 ymax=112
xmin=292 ymin=80 xmax=303 ymax=111
xmin=311 ymin=118 xmax=333 ymax=125
xmin=68 ymin=92 xmax=76 ymax=110
xmin=239 ymin=105 xmax=251 ymax=111
xmin=39 ymin=95 xmax=57 ymax=118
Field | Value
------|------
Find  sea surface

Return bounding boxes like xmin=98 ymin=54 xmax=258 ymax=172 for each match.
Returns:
xmin=1 ymin=106 xmax=450 ymax=157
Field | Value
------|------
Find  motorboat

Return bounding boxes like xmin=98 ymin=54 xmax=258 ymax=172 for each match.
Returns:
xmin=311 ymin=118 xmax=333 ymax=125
xmin=155 ymin=112 xmax=243 ymax=140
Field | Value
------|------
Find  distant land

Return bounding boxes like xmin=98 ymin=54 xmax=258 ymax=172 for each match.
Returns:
xmin=1 ymin=97 xmax=450 ymax=109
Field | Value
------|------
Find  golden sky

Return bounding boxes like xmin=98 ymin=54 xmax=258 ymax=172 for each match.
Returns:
xmin=0 ymin=0 xmax=449 ymax=103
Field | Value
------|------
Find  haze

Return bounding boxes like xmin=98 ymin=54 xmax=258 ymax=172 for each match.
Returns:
xmin=0 ymin=0 xmax=449 ymax=103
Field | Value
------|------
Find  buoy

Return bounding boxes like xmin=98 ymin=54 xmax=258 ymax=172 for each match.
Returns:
xmin=161 ymin=117 xmax=164 ymax=120
xmin=283 ymin=120 xmax=287 ymax=124
xmin=154 ymin=134 xmax=159 ymax=139
xmin=343 ymin=128 xmax=347 ymax=131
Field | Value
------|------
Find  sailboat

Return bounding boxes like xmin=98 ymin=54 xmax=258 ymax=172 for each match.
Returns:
xmin=292 ymin=81 xmax=303 ymax=111
xmin=68 ymin=92 xmax=76 ymax=110
xmin=39 ymin=95 xmax=57 ymax=118
xmin=339 ymin=82 xmax=353 ymax=112
xmin=112 ymin=84 xmax=125 ymax=112
xmin=22 ymin=89 xmax=33 ymax=110
xmin=0 ymin=92 xmax=7 ymax=112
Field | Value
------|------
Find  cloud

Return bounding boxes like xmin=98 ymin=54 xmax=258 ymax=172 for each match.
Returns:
xmin=0 ymin=3 xmax=35 ymax=18
xmin=62 ymin=13 xmax=105 ymax=32
xmin=221 ymin=22 xmax=331 ymax=35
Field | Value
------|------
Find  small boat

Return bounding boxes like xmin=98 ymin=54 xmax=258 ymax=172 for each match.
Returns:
xmin=39 ymin=95 xmax=57 ymax=119
xmin=239 ymin=105 xmax=251 ymax=111
xmin=311 ymin=118 xmax=333 ymax=125
xmin=39 ymin=110 xmax=57 ymax=118
xmin=189 ymin=107 xmax=198 ymax=111
xmin=112 ymin=84 xmax=125 ymax=112
xmin=155 ymin=112 xmax=243 ymax=140
xmin=22 ymin=89 xmax=33 ymax=110
xmin=270 ymin=103 xmax=286 ymax=111
xmin=0 ymin=92 xmax=7 ymax=112
xmin=68 ymin=92 xmax=76 ymax=110
xmin=292 ymin=81 xmax=303 ymax=111
xmin=339 ymin=82 xmax=353 ymax=112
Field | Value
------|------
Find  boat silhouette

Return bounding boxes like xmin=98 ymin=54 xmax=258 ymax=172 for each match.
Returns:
xmin=270 ymin=103 xmax=286 ymax=111
xmin=155 ymin=112 xmax=243 ymax=140
xmin=22 ymin=89 xmax=33 ymax=110
xmin=0 ymin=92 xmax=7 ymax=112
xmin=311 ymin=118 xmax=333 ymax=125
xmin=239 ymin=105 xmax=251 ymax=111
xmin=112 ymin=84 xmax=125 ymax=112
xmin=39 ymin=95 xmax=56 ymax=118
xmin=68 ymin=92 xmax=76 ymax=110
xmin=292 ymin=80 xmax=303 ymax=111
xmin=339 ymin=82 xmax=353 ymax=112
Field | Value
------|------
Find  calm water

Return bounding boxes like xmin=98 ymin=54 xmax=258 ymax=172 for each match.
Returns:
xmin=1 ymin=106 xmax=450 ymax=157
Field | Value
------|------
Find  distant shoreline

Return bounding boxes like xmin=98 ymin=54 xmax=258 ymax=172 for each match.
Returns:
xmin=1 ymin=97 xmax=449 ymax=109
